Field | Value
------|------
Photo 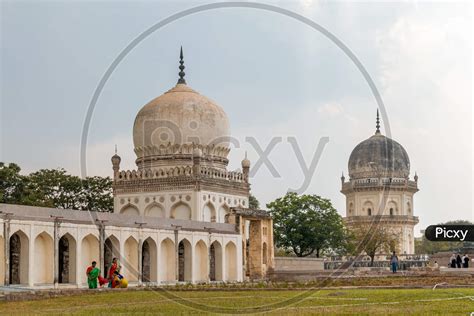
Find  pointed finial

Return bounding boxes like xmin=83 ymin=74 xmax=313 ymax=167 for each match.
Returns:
xmin=245 ymin=151 xmax=248 ymax=159
xmin=375 ymin=109 xmax=381 ymax=134
xmin=177 ymin=46 xmax=186 ymax=84
xmin=115 ymin=144 xmax=117 ymax=154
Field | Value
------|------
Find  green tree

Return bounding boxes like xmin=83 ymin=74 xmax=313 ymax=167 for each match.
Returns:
xmin=0 ymin=162 xmax=29 ymax=204
xmin=0 ymin=163 xmax=113 ymax=212
xmin=249 ymin=193 xmax=260 ymax=209
xmin=349 ymin=225 xmax=399 ymax=266
xmin=267 ymin=192 xmax=346 ymax=257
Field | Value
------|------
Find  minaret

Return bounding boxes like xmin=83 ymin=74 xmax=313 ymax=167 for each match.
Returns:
xmin=375 ymin=109 xmax=381 ymax=134
xmin=111 ymin=145 xmax=121 ymax=178
xmin=241 ymin=152 xmax=251 ymax=182
xmin=177 ymin=46 xmax=186 ymax=84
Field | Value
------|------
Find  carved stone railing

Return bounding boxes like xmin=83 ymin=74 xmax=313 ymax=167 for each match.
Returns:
xmin=115 ymin=165 xmax=246 ymax=183
xmin=341 ymin=178 xmax=418 ymax=191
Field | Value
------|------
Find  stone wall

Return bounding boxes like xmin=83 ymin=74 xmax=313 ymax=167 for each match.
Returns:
xmin=273 ymin=257 xmax=324 ymax=272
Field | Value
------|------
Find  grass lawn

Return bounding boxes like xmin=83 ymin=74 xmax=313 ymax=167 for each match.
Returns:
xmin=1 ymin=287 xmax=474 ymax=315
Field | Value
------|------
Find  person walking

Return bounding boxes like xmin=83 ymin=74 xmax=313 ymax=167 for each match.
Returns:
xmin=390 ymin=251 xmax=399 ymax=273
xmin=456 ymin=254 xmax=462 ymax=268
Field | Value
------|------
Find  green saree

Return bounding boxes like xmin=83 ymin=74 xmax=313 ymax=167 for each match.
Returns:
xmin=87 ymin=267 xmax=100 ymax=289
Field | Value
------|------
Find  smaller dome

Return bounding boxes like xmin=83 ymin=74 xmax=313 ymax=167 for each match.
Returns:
xmin=241 ymin=152 xmax=250 ymax=168
xmin=348 ymin=110 xmax=410 ymax=179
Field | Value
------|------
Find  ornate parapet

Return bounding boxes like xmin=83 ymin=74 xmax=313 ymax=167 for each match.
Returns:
xmin=344 ymin=215 xmax=419 ymax=226
xmin=341 ymin=178 xmax=418 ymax=193
xmin=113 ymin=166 xmax=249 ymax=195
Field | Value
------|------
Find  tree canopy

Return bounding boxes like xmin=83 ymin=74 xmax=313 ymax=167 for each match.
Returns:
xmin=0 ymin=162 xmax=113 ymax=212
xmin=267 ymin=192 xmax=346 ymax=257
xmin=249 ymin=193 xmax=260 ymax=209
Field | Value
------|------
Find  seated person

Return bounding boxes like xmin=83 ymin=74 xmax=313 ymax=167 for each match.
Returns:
xmin=112 ymin=271 xmax=128 ymax=288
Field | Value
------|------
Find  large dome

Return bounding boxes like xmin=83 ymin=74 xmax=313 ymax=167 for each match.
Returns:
xmin=348 ymin=111 xmax=410 ymax=179
xmin=133 ymin=83 xmax=230 ymax=153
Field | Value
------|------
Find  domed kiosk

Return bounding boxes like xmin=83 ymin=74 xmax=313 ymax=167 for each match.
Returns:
xmin=341 ymin=110 xmax=419 ymax=254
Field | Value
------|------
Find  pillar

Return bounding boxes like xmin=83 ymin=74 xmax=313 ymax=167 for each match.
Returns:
xmin=28 ymin=227 xmax=34 ymax=287
xmin=174 ymin=229 xmax=179 ymax=281
xmin=248 ymin=220 xmax=263 ymax=279
xmin=75 ymin=231 xmax=82 ymax=288
xmin=53 ymin=220 xmax=59 ymax=288
xmin=3 ymin=218 xmax=10 ymax=286
xmin=138 ymin=238 xmax=143 ymax=285
xmin=99 ymin=224 xmax=105 ymax=277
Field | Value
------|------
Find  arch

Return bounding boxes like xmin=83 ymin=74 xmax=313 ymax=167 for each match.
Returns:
xmin=407 ymin=201 xmax=412 ymax=214
xmin=142 ymin=237 xmax=157 ymax=282
xmin=203 ymin=202 xmax=216 ymax=222
xmin=9 ymin=230 xmax=29 ymax=284
xmin=218 ymin=205 xmax=230 ymax=223
xmin=171 ymin=202 xmax=191 ymax=220
xmin=145 ymin=203 xmax=165 ymax=218
xmin=348 ymin=202 xmax=354 ymax=215
xmin=262 ymin=242 xmax=268 ymax=265
xmin=210 ymin=241 xmax=223 ymax=281
xmin=387 ymin=201 xmax=398 ymax=215
xmin=225 ymin=241 xmax=238 ymax=282
xmin=363 ymin=201 xmax=374 ymax=216
xmin=194 ymin=240 xmax=208 ymax=282
xmin=104 ymin=235 xmax=120 ymax=278
xmin=81 ymin=234 xmax=100 ymax=285
xmin=34 ymin=232 xmax=54 ymax=284
xmin=159 ymin=238 xmax=175 ymax=282
xmin=59 ymin=233 xmax=77 ymax=284
xmin=124 ymin=236 xmax=139 ymax=282
xmin=178 ymin=238 xmax=192 ymax=282
xmin=120 ymin=204 xmax=139 ymax=216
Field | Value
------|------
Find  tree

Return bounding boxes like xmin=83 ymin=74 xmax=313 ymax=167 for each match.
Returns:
xmin=249 ymin=193 xmax=260 ymax=209
xmin=349 ymin=224 xmax=399 ymax=266
xmin=267 ymin=192 xmax=346 ymax=258
xmin=0 ymin=162 xmax=113 ymax=212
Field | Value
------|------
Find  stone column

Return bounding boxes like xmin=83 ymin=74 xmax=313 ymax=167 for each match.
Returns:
xmin=75 ymin=230 xmax=82 ymax=288
xmin=3 ymin=218 xmax=10 ymax=286
xmin=98 ymin=224 xmax=105 ymax=277
xmin=28 ymin=226 xmax=34 ymax=287
xmin=138 ymin=238 xmax=143 ymax=286
xmin=174 ymin=229 xmax=179 ymax=282
xmin=53 ymin=220 xmax=59 ymax=289
xmin=248 ymin=220 xmax=263 ymax=280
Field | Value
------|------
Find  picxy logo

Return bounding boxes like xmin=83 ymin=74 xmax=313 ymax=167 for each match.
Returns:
xmin=425 ymin=225 xmax=474 ymax=242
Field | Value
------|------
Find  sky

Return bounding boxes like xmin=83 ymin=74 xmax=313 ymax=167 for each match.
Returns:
xmin=1 ymin=0 xmax=472 ymax=235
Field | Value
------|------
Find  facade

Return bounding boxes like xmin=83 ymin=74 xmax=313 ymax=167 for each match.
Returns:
xmin=0 ymin=50 xmax=274 ymax=288
xmin=341 ymin=111 xmax=419 ymax=254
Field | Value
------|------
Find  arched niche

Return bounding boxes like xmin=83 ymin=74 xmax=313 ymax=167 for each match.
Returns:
xmin=218 ymin=205 xmax=230 ymax=223
xmin=203 ymin=202 xmax=216 ymax=222
xmin=145 ymin=203 xmax=165 ymax=218
xmin=120 ymin=204 xmax=140 ymax=216
xmin=363 ymin=201 xmax=374 ymax=216
xmin=225 ymin=241 xmax=238 ymax=282
xmin=9 ymin=230 xmax=29 ymax=284
xmin=81 ymin=234 xmax=100 ymax=285
xmin=178 ymin=238 xmax=192 ymax=282
xmin=142 ymin=237 xmax=157 ymax=282
xmin=104 ymin=235 xmax=120 ymax=278
xmin=124 ymin=236 xmax=139 ymax=282
xmin=34 ymin=232 xmax=54 ymax=284
xmin=159 ymin=238 xmax=175 ymax=283
xmin=210 ymin=241 xmax=223 ymax=281
xmin=171 ymin=202 xmax=191 ymax=220
xmin=59 ymin=233 xmax=77 ymax=284
xmin=194 ymin=240 xmax=208 ymax=282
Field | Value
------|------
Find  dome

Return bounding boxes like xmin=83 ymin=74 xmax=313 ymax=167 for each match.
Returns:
xmin=133 ymin=83 xmax=230 ymax=153
xmin=132 ymin=48 xmax=230 ymax=169
xmin=348 ymin=111 xmax=410 ymax=179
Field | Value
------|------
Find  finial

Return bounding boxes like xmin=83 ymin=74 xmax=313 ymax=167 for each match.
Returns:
xmin=245 ymin=151 xmax=248 ymax=159
xmin=177 ymin=46 xmax=186 ymax=84
xmin=375 ymin=109 xmax=381 ymax=134
xmin=114 ymin=144 xmax=117 ymax=154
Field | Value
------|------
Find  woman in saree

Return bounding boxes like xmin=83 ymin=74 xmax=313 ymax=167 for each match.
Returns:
xmin=108 ymin=258 xmax=120 ymax=288
xmin=86 ymin=261 xmax=100 ymax=289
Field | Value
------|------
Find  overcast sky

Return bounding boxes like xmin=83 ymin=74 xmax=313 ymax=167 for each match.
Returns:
xmin=1 ymin=0 xmax=472 ymax=234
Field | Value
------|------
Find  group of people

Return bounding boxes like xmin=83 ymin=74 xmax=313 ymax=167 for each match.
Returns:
xmin=449 ymin=253 xmax=470 ymax=268
xmin=86 ymin=258 xmax=128 ymax=289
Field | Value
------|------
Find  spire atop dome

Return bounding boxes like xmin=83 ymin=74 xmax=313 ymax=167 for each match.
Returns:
xmin=375 ymin=109 xmax=381 ymax=134
xmin=177 ymin=46 xmax=186 ymax=85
